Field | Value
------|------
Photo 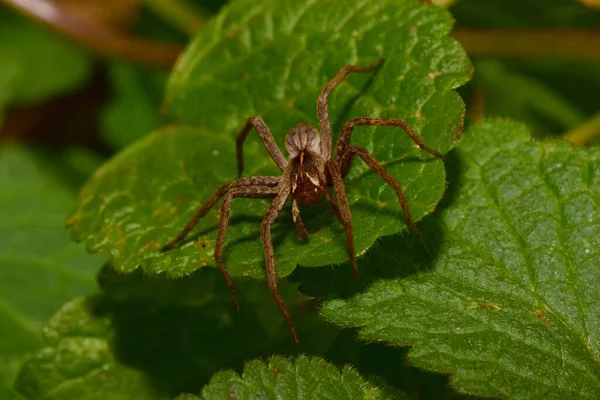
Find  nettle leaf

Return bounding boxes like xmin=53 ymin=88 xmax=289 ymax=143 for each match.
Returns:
xmin=68 ymin=0 xmax=471 ymax=279
xmin=0 ymin=146 xmax=105 ymax=399
xmin=0 ymin=7 xmax=92 ymax=106
xmin=179 ymin=355 xmax=405 ymax=400
xmin=295 ymin=119 xmax=600 ymax=399
xmin=14 ymin=274 xmax=340 ymax=399
xmin=13 ymin=297 xmax=169 ymax=400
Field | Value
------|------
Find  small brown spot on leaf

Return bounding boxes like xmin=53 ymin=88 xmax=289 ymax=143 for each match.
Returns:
xmin=320 ymin=363 xmax=326 ymax=369
xmin=534 ymin=308 xmax=555 ymax=327
xmin=476 ymin=302 xmax=500 ymax=312
xmin=135 ymin=240 xmax=160 ymax=256
xmin=228 ymin=392 xmax=236 ymax=399
xmin=65 ymin=216 xmax=79 ymax=226
xmin=272 ymin=366 xmax=280 ymax=373
xmin=428 ymin=71 xmax=441 ymax=79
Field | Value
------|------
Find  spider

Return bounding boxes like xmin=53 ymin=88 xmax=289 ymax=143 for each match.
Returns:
xmin=162 ymin=59 xmax=444 ymax=343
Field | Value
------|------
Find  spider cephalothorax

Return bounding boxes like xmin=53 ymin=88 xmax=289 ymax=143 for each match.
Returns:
xmin=162 ymin=59 xmax=444 ymax=343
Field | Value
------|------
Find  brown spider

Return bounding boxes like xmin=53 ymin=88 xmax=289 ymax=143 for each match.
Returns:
xmin=162 ymin=59 xmax=444 ymax=343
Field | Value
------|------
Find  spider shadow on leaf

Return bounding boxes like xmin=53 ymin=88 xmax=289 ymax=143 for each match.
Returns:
xmin=346 ymin=154 xmax=444 ymax=220
xmin=290 ymin=148 xmax=464 ymax=300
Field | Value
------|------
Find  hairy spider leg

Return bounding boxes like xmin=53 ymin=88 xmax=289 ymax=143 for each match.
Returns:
xmin=317 ymin=59 xmax=384 ymax=159
xmin=335 ymin=117 xmax=445 ymax=162
xmin=236 ymin=116 xmax=288 ymax=177
xmin=261 ymin=185 xmax=298 ymax=344
xmin=215 ymin=185 xmax=279 ymax=310
xmin=326 ymin=162 xmax=359 ymax=278
xmin=161 ymin=176 xmax=281 ymax=252
xmin=337 ymin=146 xmax=423 ymax=240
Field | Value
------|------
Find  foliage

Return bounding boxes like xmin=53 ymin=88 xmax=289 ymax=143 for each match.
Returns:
xmin=1 ymin=0 xmax=599 ymax=399
xmin=295 ymin=119 xmax=600 ymax=399
xmin=0 ymin=146 xmax=105 ymax=399
xmin=68 ymin=0 xmax=470 ymax=279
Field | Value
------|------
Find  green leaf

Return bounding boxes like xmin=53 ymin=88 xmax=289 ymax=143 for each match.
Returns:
xmin=295 ymin=119 xmax=600 ymax=399
xmin=180 ymin=355 xmax=406 ymax=400
xmin=101 ymin=61 xmax=169 ymax=151
xmin=68 ymin=0 xmax=471 ymax=279
xmin=0 ymin=7 xmax=93 ymax=106
xmin=13 ymin=297 xmax=169 ymax=400
xmin=14 ymin=273 xmax=340 ymax=399
xmin=0 ymin=146 xmax=105 ymax=399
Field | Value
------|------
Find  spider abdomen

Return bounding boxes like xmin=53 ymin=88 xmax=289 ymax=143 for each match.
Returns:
xmin=289 ymin=153 xmax=326 ymax=205
xmin=292 ymin=174 xmax=323 ymax=204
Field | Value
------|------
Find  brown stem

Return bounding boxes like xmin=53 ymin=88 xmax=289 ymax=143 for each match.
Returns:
xmin=454 ymin=29 xmax=600 ymax=62
xmin=2 ymin=0 xmax=183 ymax=68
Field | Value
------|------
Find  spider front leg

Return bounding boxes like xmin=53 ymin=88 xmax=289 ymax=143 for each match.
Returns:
xmin=214 ymin=185 xmax=279 ymax=311
xmin=337 ymin=146 xmax=422 ymax=240
xmin=261 ymin=186 xmax=298 ymax=343
xmin=236 ymin=116 xmax=288 ymax=177
xmin=317 ymin=59 xmax=384 ymax=159
xmin=335 ymin=117 xmax=445 ymax=167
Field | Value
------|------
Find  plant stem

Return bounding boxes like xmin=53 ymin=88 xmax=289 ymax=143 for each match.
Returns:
xmin=2 ymin=0 xmax=183 ymax=68
xmin=431 ymin=0 xmax=460 ymax=7
xmin=145 ymin=0 xmax=207 ymax=37
xmin=563 ymin=112 xmax=600 ymax=146
xmin=575 ymin=0 xmax=600 ymax=10
xmin=454 ymin=29 xmax=600 ymax=62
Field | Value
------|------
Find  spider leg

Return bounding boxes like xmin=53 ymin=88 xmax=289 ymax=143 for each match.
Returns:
xmin=323 ymin=188 xmax=344 ymax=223
xmin=292 ymin=199 xmax=309 ymax=241
xmin=317 ymin=59 xmax=384 ymax=159
xmin=162 ymin=176 xmax=280 ymax=251
xmin=262 ymin=186 xmax=297 ymax=343
xmin=325 ymin=162 xmax=359 ymax=278
xmin=236 ymin=116 xmax=288 ymax=177
xmin=338 ymin=146 xmax=422 ymax=240
xmin=215 ymin=185 xmax=279 ymax=311
xmin=334 ymin=117 xmax=445 ymax=169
